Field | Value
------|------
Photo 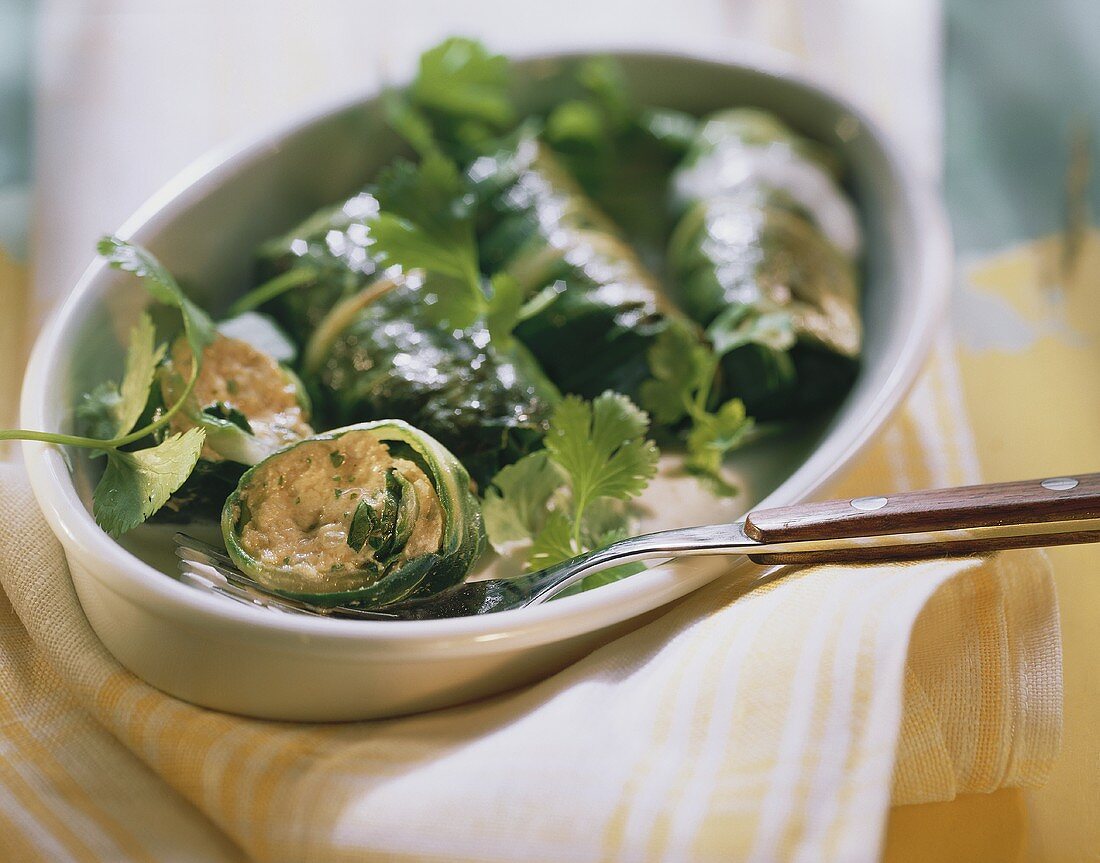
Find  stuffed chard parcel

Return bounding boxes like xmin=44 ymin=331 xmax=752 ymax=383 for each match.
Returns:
xmin=244 ymin=191 xmax=383 ymax=345
xmin=222 ymin=420 xmax=484 ymax=608
xmin=468 ymin=129 xmax=673 ymax=400
xmin=301 ymin=275 xmax=558 ymax=489
xmin=666 ymin=108 xmax=863 ymax=419
xmin=153 ymin=316 xmax=315 ymax=519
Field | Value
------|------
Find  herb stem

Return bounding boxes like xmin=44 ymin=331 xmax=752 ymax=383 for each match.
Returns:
xmin=228 ymin=267 xmax=317 ymax=317
xmin=1 ymin=349 xmax=203 ymax=453
xmin=105 ymin=364 xmax=200 ymax=448
xmin=0 ymin=428 xmax=113 ymax=448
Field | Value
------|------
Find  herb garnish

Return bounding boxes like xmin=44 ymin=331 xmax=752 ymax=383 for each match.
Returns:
xmin=0 ymin=238 xmax=215 ymax=535
xmin=482 ymin=391 xmax=659 ymax=576
xmin=640 ymin=320 xmax=755 ymax=495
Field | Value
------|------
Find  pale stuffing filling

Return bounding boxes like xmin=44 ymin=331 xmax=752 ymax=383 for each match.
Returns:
xmin=162 ymin=335 xmax=314 ymax=460
xmin=235 ymin=433 xmax=444 ymax=589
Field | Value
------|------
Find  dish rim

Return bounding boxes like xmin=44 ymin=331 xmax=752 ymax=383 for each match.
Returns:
xmin=19 ymin=44 xmax=952 ymax=653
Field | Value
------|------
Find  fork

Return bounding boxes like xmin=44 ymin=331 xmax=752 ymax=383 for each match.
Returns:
xmin=175 ymin=472 xmax=1100 ymax=620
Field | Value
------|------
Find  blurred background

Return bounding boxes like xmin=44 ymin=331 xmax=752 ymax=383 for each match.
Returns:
xmin=1 ymin=1 xmax=1097 ymax=859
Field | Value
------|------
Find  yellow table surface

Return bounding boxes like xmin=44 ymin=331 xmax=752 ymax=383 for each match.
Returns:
xmin=884 ymin=232 xmax=1100 ymax=861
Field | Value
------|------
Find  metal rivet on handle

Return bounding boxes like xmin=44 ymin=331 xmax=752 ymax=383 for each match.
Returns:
xmin=850 ymin=496 xmax=888 ymax=511
xmin=1041 ymin=477 xmax=1079 ymax=491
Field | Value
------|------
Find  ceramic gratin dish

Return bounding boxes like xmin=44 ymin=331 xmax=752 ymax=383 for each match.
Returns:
xmin=21 ymin=47 xmax=950 ymax=721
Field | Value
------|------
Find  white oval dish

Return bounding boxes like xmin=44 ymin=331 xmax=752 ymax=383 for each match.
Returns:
xmin=21 ymin=48 xmax=950 ymax=721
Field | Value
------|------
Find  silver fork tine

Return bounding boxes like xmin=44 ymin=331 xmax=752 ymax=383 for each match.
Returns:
xmin=179 ymin=560 xmax=320 ymax=615
xmin=174 ymin=533 xmax=398 ymax=621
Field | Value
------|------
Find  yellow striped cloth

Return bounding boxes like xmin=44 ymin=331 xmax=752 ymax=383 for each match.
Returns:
xmin=0 ymin=345 xmax=1062 ymax=862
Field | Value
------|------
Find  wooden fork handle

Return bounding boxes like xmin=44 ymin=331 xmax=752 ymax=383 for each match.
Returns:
xmin=744 ymin=472 xmax=1100 ymax=543
xmin=748 ymin=526 xmax=1100 ymax=565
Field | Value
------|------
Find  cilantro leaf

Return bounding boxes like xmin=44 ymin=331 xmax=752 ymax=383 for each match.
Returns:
xmin=411 ymin=37 xmax=514 ymax=128
xmin=2 ymin=242 xmax=214 ymax=537
xmin=525 ymin=511 xmax=577 ymax=570
xmin=92 ymin=428 xmax=205 ymax=537
xmin=685 ymin=398 xmax=754 ymax=495
xmin=553 ymin=527 xmax=646 ymax=597
xmin=384 ymin=92 xmax=440 ymax=158
xmin=97 ymin=237 xmax=216 ymax=363
xmin=481 ymin=392 xmax=658 ymax=592
xmin=369 ymin=154 xmax=486 ymax=328
xmin=397 ymin=38 xmax=516 ymax=160
xmin=639 ymin=319 xmax=713 ymax=425
xmin=482 ymin=450 xmax=565 ymax=549
xmin=641 ymin=320 xmax=757 ymax=496
xmin=545 ymin=391 xmax=659 ymax=518
xmin=75 ymin=383 xmax=125 ymax=443
xmin=74 ymin=313 xmax=164 ymax=444
xmin=115 ymin=313 xmax=166 ymax=437
xmin=484 ymin=273 xmax=523 ymax=346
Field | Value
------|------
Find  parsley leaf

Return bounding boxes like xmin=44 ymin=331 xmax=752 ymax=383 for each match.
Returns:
xmin=92 ymin=428 xmax=206 ymax=537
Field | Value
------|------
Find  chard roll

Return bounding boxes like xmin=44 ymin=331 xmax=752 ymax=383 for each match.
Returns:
xmin=468 ymin=130 xmax=672 ymax=400
xmin=249 ymin=192 xmax=383 ymax=345
xmin=667 ymin=109 xmax=862 ymax=418
xmin=222 ymin=420 xmax=485 ymax=608
xmin=154 ymin=322 xmax=315 ymax=519
xmin=301 ymin=276 xmax=558 ymax=489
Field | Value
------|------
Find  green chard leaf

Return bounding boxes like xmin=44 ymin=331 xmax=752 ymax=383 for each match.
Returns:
xmin=706 ymin=306 xmax=797 ymax=357
xmin=92 ymin=427 xmax=206 ymax=537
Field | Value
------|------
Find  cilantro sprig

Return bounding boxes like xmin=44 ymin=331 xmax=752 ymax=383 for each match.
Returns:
xmin=367 ymin=153 xmax=544 ymax=346
xmin=640 ymin=320 xmax=755 ymax=495
xmin=391 ymin=37 xmax=516 ymax=160
xmin=482 ymin=391 xmax=659 ymax=577
xmin=0 ymin=238 xmax=215 ymax=535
